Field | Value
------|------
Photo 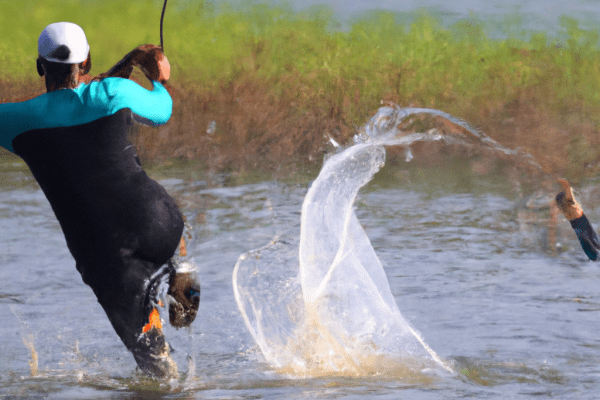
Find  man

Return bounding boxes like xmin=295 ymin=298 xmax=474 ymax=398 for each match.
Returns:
xmin=0 ymin=22 xmax=199 ymax=378
xmin=556 ymin=178 xmax=600 ymax=261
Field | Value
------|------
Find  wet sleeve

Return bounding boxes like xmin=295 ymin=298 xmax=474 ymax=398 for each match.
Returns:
xmin=110 ymin=79 xmax=173 ymax=126
xmin=0 ymin=101 xmax=41 ymax=153
xmin=0 ymin=103 xmax=20 ymax=152
xmin=570 ymin=214 xmax=600 ymax=261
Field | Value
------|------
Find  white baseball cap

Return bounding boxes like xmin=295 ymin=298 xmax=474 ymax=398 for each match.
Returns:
xmin=38 ymin=22 xmax=89 ymax=64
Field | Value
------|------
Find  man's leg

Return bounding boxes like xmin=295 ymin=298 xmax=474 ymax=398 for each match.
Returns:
xmin=77 ymin=257 xmax=178 ymax=378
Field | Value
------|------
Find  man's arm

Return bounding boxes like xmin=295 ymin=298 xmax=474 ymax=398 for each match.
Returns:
xmin=93 ymin=44 xmax=170 ymax=84
xmin=91 ymin=44 xmax=172 ymax=126
xmin=556 ymin=178 xmax=600 ymax=260
xmin=90 ymin=78 xmax=173 ymax=126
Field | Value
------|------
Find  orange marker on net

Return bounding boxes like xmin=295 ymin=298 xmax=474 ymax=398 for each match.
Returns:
xmin=142 ymin=308 xmax=163 ymax=333
xmin=179 ymin=237 xmax=187 ymax=257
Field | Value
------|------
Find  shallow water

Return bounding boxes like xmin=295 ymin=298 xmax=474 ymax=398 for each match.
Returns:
xmin=3 ymin=136 xmax=600 ymax=398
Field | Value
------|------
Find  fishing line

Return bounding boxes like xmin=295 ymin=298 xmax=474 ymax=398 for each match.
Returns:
xmin=160 ymin=0 xmax=168 ymax=51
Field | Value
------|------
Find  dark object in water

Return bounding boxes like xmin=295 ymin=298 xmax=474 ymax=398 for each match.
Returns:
xmin=556 ymin=178 xmax=600 ymax=261
xmin=167 ymin=259 xmax=201 ymax=328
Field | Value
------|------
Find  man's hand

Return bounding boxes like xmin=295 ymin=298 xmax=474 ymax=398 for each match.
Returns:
xmin=93 ymin=44 xmax=170 ymax=84
xmin=129 ymin=44 xmax=170 ymax=84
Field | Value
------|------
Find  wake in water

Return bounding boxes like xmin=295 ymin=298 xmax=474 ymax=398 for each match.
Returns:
xmin=233 ymin=104 xmax=549 ymax=378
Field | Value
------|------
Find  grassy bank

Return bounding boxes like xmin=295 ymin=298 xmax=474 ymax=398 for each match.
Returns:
xmin=2 ymin=0 xmax=600 ymax=181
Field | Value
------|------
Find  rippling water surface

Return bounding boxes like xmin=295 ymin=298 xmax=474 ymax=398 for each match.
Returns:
xmin=3 ymin=136 xmax=600 ymax=398
xmin=220 ymin=0 xmax=600 ymax=35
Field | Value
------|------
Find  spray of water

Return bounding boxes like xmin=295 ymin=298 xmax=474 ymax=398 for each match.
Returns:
xmin=233 ymin=104 xmax=551 ymax=378
xmin=11 ymin=306 xmax=38 ymax=377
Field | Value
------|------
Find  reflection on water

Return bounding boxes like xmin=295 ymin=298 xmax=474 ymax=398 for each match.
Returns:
xmin=1 ymin=140 xmax=600 ymax=397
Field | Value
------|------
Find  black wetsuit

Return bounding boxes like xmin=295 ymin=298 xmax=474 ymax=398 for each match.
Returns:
xmin=2 ymin=78 xmax=183 ymax=372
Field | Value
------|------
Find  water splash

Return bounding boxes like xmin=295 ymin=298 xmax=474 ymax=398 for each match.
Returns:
xmin=233 ymin=104 xmax=550 ymax=378
xmin=10 ymin=306 xmax=38 ymax=377
xmin=354 ymin=104 xmax=547 ymax=178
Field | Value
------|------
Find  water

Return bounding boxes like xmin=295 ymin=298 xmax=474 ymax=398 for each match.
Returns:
xmin=3 ymin=104 xmax=600 ymax=397
xmin=231 ymin=106 xmax=546 ymax=380
xmin=220 ymin=0 xmax=600 ymax=35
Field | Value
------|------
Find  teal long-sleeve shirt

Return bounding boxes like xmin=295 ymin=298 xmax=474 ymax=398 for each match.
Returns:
xmin=0 ymin=77 xmax=172 ymax=152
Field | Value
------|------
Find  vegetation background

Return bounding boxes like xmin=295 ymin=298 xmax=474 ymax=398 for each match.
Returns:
xmin=2 ymin=0 xmax=600 ymax=182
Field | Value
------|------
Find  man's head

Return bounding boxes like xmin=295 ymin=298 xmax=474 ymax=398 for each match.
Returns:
xmin=37 ymin=22 xmax=92 ymax=91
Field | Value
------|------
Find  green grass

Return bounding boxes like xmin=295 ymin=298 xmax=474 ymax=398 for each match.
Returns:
xmin=4 ymin=1 xmax=600 ymax=100
xmin=3 ymin=0 xmax=600 ymax=177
